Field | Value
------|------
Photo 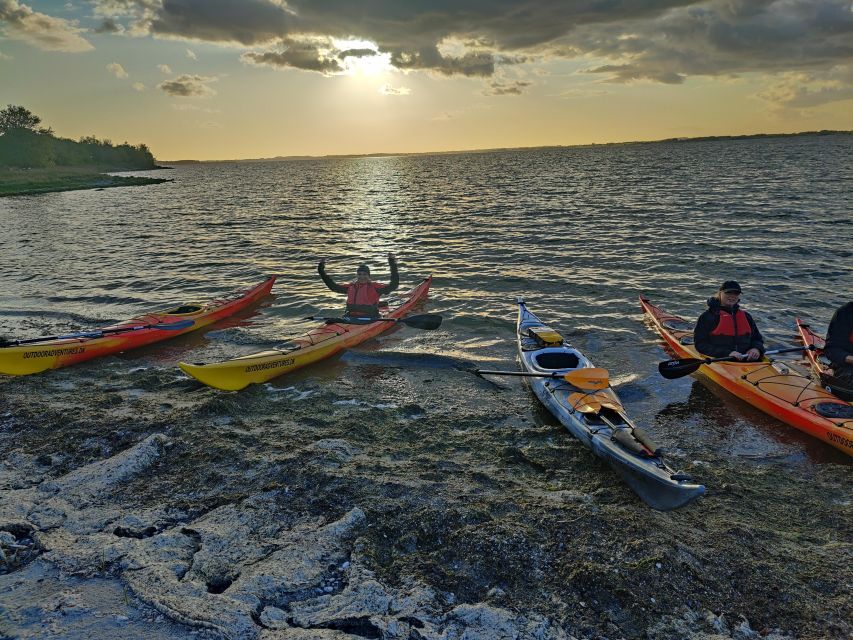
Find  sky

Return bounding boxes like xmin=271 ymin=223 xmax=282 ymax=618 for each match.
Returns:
xmin=1 ymin=0 xmax=852 ymax=160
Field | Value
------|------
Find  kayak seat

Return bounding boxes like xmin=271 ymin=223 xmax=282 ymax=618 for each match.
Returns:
xmin=535 ymin=352 xmax=580 ymax=370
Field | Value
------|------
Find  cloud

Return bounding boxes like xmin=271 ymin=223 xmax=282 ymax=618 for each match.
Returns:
xmin=571 ymin=1 xmax=853 ymax=84
xmin=158 ymin=63 xmax=171 ymax=74
xmin=485 ymin=80 xmax=532 ymax=96
xmin=241 ymin=38 xmax=343 ymax=74
xmin=379 ymin=83 xmax=411 ymax=96
xmin=94 ymin=17 xmax=123 ymax=33
xmin=0 ymin=0 xmax=93 ymax=51
xmin=158 ymin=74 xmax=217 ymax=97
xmin=186 ymin=47 xmax=196 ymax=60
xmin=757 ymin=66 xmax=853 ymax=109
xmin=0 ymin=49 xmax=11 ymax=59
xmin=132 ymin=81 xmax=145 ymax=91
xmin=106 ymin=61 xmax=128 ymax=78
xmin=87 ymin=0 xmax=853 ymax=92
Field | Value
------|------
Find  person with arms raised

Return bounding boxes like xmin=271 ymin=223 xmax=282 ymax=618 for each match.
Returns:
xmin=318 ymin=253 xmax=399 ymax=318
xmin=694 ymin=281 xmax=765 ymax=361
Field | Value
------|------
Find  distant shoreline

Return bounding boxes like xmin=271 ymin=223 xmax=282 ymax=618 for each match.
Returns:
xmin=161 ymin=129 xmax=851 ymax=164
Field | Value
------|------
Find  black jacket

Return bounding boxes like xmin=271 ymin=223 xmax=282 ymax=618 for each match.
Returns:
xmin=694 ymin=297 xmax=765 ymax=358
xmin=825 ymin=301 xmax=853 ymax=368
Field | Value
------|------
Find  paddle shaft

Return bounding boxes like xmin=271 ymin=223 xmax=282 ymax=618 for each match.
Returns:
xmin=659 ymin=345 xmax=813 ymax=379
xmin=690 ymin=345 xmax=809 ymax=365
xmin=305 ymin=313 xmax=442 ymax=330
xmin=476 ymin=369 xmax=569 ymax=379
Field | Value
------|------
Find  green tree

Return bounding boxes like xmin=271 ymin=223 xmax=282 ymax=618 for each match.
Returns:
xmin=0 ymin=105 xmax=42 ymax=134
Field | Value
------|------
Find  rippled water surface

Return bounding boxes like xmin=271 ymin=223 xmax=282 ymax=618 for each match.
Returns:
xmin=1 ymin=134 xmax=852 ymax=459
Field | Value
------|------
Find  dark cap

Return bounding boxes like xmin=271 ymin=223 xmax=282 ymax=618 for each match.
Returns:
xmin=719 ymin=280 xmax=742 ymax=293
xmin=356 ymin=264 xmax=370 ymax=274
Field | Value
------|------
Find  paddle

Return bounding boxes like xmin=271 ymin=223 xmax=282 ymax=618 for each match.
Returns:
xmin=474 ymin=367 xmax=610 ymax=390
xmin=567 ymin=391 xmax=623 ymax=413
xmin=658 ymin=345 xmax=814 ymax=380
xmin=304 ymin=314 xmax=443 ymax=330
xmin=0 ymin=320 xmax=196 ymax=348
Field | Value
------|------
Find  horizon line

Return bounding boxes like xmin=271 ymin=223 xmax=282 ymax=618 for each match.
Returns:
xmin=158 ymin=129 xmax=852 ymax=164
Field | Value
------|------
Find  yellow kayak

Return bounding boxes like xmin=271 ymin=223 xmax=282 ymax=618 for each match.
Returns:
xmin=179 ymin=276 xmax=432 ymax=391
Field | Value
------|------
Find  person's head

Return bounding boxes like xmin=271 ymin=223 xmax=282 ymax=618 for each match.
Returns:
xmin=717 ymin=280 xmax=742 ymax=306
xmin=356 ymin=264 xmax=372 ymax=283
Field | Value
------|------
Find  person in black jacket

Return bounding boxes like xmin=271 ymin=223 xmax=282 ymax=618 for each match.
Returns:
xmin=824 ymin=301 xmax=853 ymax=385
xmin=694 ymin=281 xmax=765 ymax=361
xmin=318 ymin=253 xmax=399 ymax=318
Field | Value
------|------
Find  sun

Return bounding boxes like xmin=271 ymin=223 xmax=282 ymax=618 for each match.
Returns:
xmin=333 ymin=38 xmax=393 ymax=77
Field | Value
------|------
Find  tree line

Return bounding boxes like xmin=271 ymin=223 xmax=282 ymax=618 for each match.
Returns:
xmin=0 ymin=105 xmax=156 ymax=170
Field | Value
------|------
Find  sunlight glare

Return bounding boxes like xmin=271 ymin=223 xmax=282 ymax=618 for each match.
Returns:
xmin=333 ymin=38 xmax=393 ymax=77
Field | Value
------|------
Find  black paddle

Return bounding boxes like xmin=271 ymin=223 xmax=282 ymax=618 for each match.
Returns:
xmin=304 ymin=314 xmax=443 ymax=330
xmin=658 ymin=345 xmax=813 ymax=379
xmin=0 ymin=319 xmax=196 ymax=348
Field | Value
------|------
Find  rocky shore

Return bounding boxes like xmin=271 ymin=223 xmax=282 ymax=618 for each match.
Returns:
xmin=0 ymin=352 xmax=850 ymax=639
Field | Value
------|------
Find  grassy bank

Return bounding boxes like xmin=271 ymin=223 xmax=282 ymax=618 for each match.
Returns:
xmin=0 ymin=166 xmax=172 ymax=197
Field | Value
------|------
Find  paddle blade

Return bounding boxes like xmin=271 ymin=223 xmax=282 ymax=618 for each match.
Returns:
xmin=567 ymin=392 xmax=601 ymax=414
xmin=564 ymin=367 xmax=609 ymax=390
xmin=401 ymin=314 xmax=443 ymax=330
xmin=658 ymin=358 xmax=703 ymax=379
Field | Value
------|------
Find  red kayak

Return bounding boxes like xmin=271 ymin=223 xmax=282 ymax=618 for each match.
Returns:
xmin=0 ymin=276 xmax=276 ymax=375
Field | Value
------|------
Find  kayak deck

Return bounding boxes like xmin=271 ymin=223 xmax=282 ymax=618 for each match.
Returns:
xmin=641 ymin=296 xmax=853 ymax=457
xmin=179 ymin=276 xmax=433 ymax=391
xmin=0 ymin=276 xmax=276 ymax=376
xmin=517 ymin=299 xmax=704 ymax=510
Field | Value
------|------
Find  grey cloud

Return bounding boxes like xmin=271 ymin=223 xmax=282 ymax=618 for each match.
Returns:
xmin=151 ymin=0 xmax=294 ymax=45
xmin=94 ymin=17 xmax=123 ymax=33
xmin=339 ymin=48 xmax=378 ymax=59
xmin=485 ymin=80 xmax=532 ymax=95
xmin=241 ymin=39 xmax=343 ymax=74
xmin=90 ymin=0 xmax=853 ymax=85
xmin=571 ymin=0 xmax=853 ymax=83
xmin=158 ymin=73 xmax=217 ymax=96
xmin=0 ymin=0 xmax=93 ymax=51
xmin=390 ymin=47 xmax=495 ymax=77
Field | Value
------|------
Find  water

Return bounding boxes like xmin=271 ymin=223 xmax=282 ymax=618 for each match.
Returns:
xmin=2 ymin=136 xmax=852 ymax=453
xmin=1 ymin=135 xmax=852 ymax=638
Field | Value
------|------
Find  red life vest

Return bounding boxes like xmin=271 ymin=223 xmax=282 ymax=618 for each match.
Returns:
xmin=346 ymin=282 xmax=382 ymax=306
xmin=710 ymin=309 xmax=752 ymax=337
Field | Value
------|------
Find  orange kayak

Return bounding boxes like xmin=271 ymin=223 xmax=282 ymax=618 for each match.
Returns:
xmin=797 ymin=318 xmax=853 ymax=401
xmin=0 ymin=276 xmax=276 ymax=375
xmin=640 ymin=296 xmax=853 ymax=457
xmin=179 ymin=276 xmax=432 ymax=391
